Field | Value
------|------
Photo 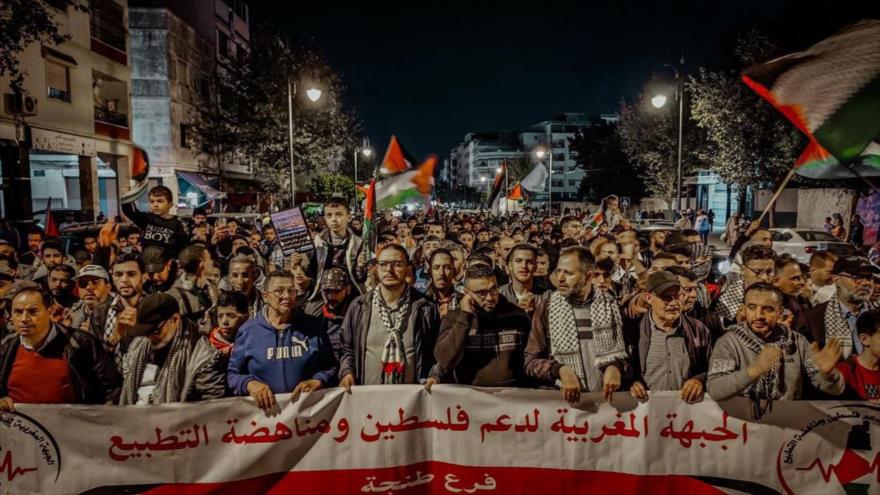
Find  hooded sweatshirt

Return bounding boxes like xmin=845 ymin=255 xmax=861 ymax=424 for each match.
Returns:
xmin=227 ymin=308 xmax=338 ymax=395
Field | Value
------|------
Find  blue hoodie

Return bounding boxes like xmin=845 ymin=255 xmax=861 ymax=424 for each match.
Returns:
xmin=227 ymin=308 xmax=338 ymax=395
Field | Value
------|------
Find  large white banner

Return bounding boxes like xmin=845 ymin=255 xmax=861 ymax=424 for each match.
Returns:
xmin=1 ymin=386 xmax=878 ymax=494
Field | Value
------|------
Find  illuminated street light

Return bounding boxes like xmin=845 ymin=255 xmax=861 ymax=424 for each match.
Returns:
xmin=651 ymin=94 xmax=668 ymax=109
xmin=306 ymin=88 xmax=322 ymax=102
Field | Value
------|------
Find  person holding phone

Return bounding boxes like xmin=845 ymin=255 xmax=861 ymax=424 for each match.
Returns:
xmin=426 ymin=264 xmax=531 ymax=389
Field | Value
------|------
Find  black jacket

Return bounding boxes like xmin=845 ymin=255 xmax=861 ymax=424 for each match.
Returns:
xmin=0 ymin=325 xmax=121 ymax=404
xmin=624 ymin=314 xmax=713 ymax=388
xmin=339 ymin=287 xmax=439 ymax=384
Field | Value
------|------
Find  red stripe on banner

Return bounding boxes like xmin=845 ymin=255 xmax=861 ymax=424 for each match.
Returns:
xmin=143 ymin=461 xmax=728 ymax=495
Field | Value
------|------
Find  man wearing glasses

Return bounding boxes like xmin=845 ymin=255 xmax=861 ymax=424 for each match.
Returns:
xmin=339 ymin=244 xmax=439 ymax=390
xmin=426 ymin=264 xmax=531 ymax=389
xmin=714 ymin=245 xmax=777 ymax=327
xmin=119 ymin=293 xmax=226 ymax=405
xmin=797 ymin=256 xmax=880 ymax=361
xmin=627 ymin=271 xmax=713 ymax=403
xmin=228 ymin=272 xmax=338 ymax=411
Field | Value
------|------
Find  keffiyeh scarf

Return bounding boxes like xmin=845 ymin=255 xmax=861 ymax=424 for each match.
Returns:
xmin=729 ymin=324 xmax=794 ymax=416
xmin=824 ymin=295 xmax=880 ymax=359
xmin=716 ymin=279 xmax=745 ymax=322
xmin=689 ymin=243 xmax=712 ymax=281
xmin=372 ymin=288 xmax=414 ymax=384
xmin=547 ymin=289 xmax=624 ymax=389
xmin=120 ymin=325 xmax=190 ymax=405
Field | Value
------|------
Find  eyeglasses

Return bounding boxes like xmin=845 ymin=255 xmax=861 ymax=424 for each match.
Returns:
xmin=377 ymin=261 xmax=406 ymax=270
xmin=468 ymin=287 xmax=499 ymax=299
xmin=655 ymin=290 xmax=683 ymax=303
xmin=744 ymin=265 xmax=775 ymax=278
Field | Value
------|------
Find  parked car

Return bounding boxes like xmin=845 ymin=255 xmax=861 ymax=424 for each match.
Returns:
xmin=635 ymin=219 xmax=676 ymax=232
xmin=769 ymin=228 xmax=857 ymax=263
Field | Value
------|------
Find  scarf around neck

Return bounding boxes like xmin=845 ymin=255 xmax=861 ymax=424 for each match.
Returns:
xmin=121 ymin=324 xmax=190 ymax=405
xmin=372 ymin=287 xmax=414 ymax=384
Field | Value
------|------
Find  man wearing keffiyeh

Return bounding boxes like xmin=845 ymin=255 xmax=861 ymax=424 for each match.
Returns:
xmin=339 ymin=244 xmax=440 ymax=390
xmin=708 ymin=283 xmax=843 ymax=410
xmin=713 ymin=245 xmax=776 ymax=327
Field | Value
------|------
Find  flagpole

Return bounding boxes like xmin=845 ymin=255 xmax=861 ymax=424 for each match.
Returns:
xmin=755 ymin=166 xmax=797 ymax=225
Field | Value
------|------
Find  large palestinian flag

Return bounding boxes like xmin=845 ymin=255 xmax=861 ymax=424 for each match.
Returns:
xmin=742 ymin=19 xmax=880 ymax=179
xmin=380 ymin=135 xmax=418 ymax=176
xmin=375 ymin=156 xmax=436 ymax=209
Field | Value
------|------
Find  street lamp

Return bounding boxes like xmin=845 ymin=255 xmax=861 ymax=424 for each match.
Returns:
xmin=288 ymin=81 xmax=323 ymax=207
xmin=535 ymin=145 xmax=552 ymax=214
xmin=353 ymin=138 xmax=373 ymax=212
xmin=651 ymin=54 xmax=685 ymax=214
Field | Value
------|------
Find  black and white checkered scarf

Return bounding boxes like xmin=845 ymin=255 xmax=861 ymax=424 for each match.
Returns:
xmin=372 ymin=288 xmax=413 ymax=384
xmin=120 ymin=325 xmax=190 ymax=405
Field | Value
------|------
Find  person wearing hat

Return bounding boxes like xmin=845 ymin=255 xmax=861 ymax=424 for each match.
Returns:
xmin=67 ymin=265 xmax=111 ymax=332
xmin=118 ymin=293 xmax=226 ymax=405
xmin=304 ymin=267 xmax=355 ymax=361
xmin=626 ymin=271 xmax=713 ymax=403
xmin=0 ymin=286 xmax=120 ymax=411
xmin=142 ymin=244 xmax=176 ymax=294
xmin=796 ymin=256 xmax=880 ymax=362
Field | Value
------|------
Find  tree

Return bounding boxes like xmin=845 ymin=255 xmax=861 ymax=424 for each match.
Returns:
xmin=0 ymin=1 xmax=88 ymax=95
xmin=687 ymin=30 xmax=805 ymax=221
xmin=570 ymin=122 xmax=646 ymax=203
xmin=309 ymin=174 xmax=356 ymax=202
xmin=617 ymin=82 xmax=708 ymax=208
xmin=194 ymin=29 xmax=361 ymax=198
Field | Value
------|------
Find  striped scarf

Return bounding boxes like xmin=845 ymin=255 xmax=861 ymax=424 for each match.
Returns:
xmin=372 ymin=288 xmax=413 ymax=384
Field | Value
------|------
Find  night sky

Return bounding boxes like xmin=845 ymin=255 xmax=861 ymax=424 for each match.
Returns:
xmin=251 ymin=0 xmax=877 ymax=160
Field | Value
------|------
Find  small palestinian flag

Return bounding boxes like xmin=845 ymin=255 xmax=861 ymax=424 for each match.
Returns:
xmin=507 ymin=182 xmax=523 ymax=200
xmin=375 ymin=156 xmax=436 ymax=210
xmin=587 ymin=209 xmax=604 ymax=235
xmin=363 ymin=178 xmax=377 ymax=258
xmin=742 ymin=20 xmax=880 ymax=179
xmin=379 ymin=135 xmax=417 ymax=176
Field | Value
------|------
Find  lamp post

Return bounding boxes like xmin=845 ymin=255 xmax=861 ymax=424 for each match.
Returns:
xmin=353 ymin=138 xmax=372 ymax=212
xmin=651 ymin=53 xmax=685 ymax=215
xmin=535 ymin=146 xmax=553 ymax=214
xmin=287 ymin=80 xmax=322 ymax=207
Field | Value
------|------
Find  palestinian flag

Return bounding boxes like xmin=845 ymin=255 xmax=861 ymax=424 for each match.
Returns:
xmin=742 ymin=19 xmax=880 ymax=179
xmin=484 ymin=162 xmax=507 ymax=212
xmin=379 ymin=135 xmax=417 ymax=176
xmin=375 ymin=156 xmax=436 ymax=210
xmin=44 ymin=198 xmax=59 ymax=238
xmin=121 ymin=145 xmax=152 ymax=203
xmin=362 ymin=178 xmax=377 ymax=258
xmin=587 ymin=209 xmax=604 ymax=235
xmin=507 ymin=182 xmax=523 ymax=200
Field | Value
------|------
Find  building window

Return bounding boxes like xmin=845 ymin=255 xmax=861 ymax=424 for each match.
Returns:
xmin=46 ymin=60 xmax=71 ymax=102
xmin=180 ymin=123 xmax=191 ymax=148
xmin=232 ymin=0 xmax=248 ymax=22
xmin=218 ymin=30 xmax=230 ymax=59
xmin=90 ymin=0 xmax=126 ymax=52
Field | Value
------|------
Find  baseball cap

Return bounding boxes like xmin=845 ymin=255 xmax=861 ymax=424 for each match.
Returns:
xmin=832 ymin=256 xmax=880 ymax=277
xmin=321 ymin=267 xmax=350 ymax=291
xmin=74 ymin=264 xmax=109 ymax=281
xmin=128 ymin=293 xmax=180 ymax=338
xmin=142 ymin=245 xmax=169 ymax=273
xmin=646 ymin=271 xmax=682 ymax=295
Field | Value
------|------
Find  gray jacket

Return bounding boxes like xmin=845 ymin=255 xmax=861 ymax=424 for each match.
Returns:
xmin=707 ymin=325 xmax=844 ymax=401
xmin=309 ymin=229 xmax=365 ymax=300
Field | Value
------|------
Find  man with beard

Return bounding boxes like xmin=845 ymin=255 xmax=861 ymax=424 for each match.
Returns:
xmin=304 ymin=268 xmax=355 ymax=360
xmin=499 ymin=244 xmax=544 ymax=315
xmin=46 ymin=265 xmax=77 ymax=308
xmin=229 ymin=272 xmax=338 ymax=411
xmin=524 ymin=246 xmax=626 ymax=403
xmin=639 ymin=230 xmax=668 ymax=267
xmin=310 ymin=198 xmax=365 ymax=299
xmin=796 ymin=256 xmax=880 ymax=360
xmin=413 ymin=235 xmax=443 ymax=294
xmin=627 ymin=271 xmax=713 ymax=403
xmin=220 ymin=255 xmax=263 ymax=316
xmin=68 ymin=265 xmax=111 ymax=332
xmin=119 ymin=293 xmax=226 ymax=405
xmin=31 ymin=240 xmax=66 ymax=284
xmin=19 ymin=227 xmax=44 ymax=267
xmin=423 ymin=249 xmax=461 ymax=318
xmin=427 ymin=264 xmax=531 ymax=388
xmin=714 ymin=245 xmax=776 ymax=327
xmin=773 ymin=255 xmax=810 ymax=324
xmin=339 ymin=244 xmax=439 ymax=389
xmin=707 ymin=283 xmax=843 ymax=404
xmin=142 ymin=245 xmax=176 ymax=294
xmin=90 ymin=253 xmax=147 ymax=369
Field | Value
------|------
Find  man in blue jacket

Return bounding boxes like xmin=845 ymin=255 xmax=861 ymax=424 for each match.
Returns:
xmin=228 ymin=271 xmax=338 ymax=411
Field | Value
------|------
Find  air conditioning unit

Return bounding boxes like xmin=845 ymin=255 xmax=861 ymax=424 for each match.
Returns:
xmin=3 ymin=93 xmax=38 ymax=116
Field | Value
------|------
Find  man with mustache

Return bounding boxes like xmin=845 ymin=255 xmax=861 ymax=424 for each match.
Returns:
xmin=67 ymin=265 xmax=111 ymax=332
xmin=708 ymin=283 xmax=843 ymax=403
xmin=797 ymin=256 xmax=880 ymax=361
xmin=499 ymin=243 xmax=544 ymax=315
xmin=773 ymin=255 xmax=810 ymax=324
xmin=714 ymin=245 xmax=777 ymax=327
xmin=627 ymin=271 xmax=713 ymax=403
xmin=524 ymin=246 xmax=627 ymax=404
xmin=89 ymin=253 xmax=147 ymax=369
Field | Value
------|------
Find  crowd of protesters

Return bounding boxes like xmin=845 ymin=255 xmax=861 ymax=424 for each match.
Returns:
xmin=0 ymin=186 xmax=878 ymax=418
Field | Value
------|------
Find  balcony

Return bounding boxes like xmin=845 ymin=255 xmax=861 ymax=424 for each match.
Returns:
xmin=90 ymin=0 xmax=127 ymax=65
xmin=93 ymin=72 xmax=129 ymax=140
